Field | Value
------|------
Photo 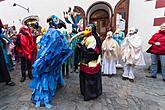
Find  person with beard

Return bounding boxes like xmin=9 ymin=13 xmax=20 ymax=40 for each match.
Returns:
xmin=70 ymin=24 xmax=102 ymax=101
xmin=146 ymin=22 xmax=165 ymax=81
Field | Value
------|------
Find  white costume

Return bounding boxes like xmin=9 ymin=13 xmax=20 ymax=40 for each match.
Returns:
xmin=102 ymin=31 xmax=120 ymax=75
xmin=121 ymin=27 xmax=145 ymax=79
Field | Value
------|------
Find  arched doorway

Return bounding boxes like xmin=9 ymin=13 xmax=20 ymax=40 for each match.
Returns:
xmin=73 ymin=6 xmax=86 ymax=30
xmin=86 ymin=2 xmax=113 ymax=41
xmin=114 ymin=0 xmax=129 ymax=34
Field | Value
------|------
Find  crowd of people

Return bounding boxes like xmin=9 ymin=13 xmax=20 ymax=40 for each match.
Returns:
xmin=1 ymin=10 xmax=165 ymax=108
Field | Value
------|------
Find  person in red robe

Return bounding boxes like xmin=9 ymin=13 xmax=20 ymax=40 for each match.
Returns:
xmin=16 ymin=25 xmax=36 ymax=82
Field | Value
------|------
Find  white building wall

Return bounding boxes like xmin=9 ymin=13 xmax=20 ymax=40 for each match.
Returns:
xmin=0 ymin=0 xmax=119 ymax=31
xmin=128 ymin=0 xmax=164 ymax=51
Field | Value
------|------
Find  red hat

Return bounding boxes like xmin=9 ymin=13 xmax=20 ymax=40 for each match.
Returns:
xmin=0 ymin=19 xmax=4 ymax=28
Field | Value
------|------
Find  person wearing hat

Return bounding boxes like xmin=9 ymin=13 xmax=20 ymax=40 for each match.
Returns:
xmin=30 ymin=15 xmax=72 ymax=108
xmin=146 ymin=22 xmax=165 ymax=81
xmin=70 ymin=24 xmax=102 ymax=101
xmin=121 ymin=27 xmax=145 ymax=82
xmin=0 ymin=19 xmax=15 ymax=86
xmin=64 ymin=8 xmax=82 ymax=73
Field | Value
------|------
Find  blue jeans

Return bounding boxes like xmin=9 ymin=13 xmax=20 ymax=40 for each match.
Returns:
xmin=150 ymin=54 xmax=165 ymax=79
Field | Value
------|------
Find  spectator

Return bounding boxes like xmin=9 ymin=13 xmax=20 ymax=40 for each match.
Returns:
xmin=146 ymin=22 xmax=165 ymax=81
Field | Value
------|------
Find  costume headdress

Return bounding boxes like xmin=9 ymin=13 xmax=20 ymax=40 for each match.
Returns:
xmin=22 ymin=15 xmax=39 ymax=27
xmin=63 ymin=7 xmax=81 ymax=32
xmin=22 ymin=15 xmax=42 ymax=36
xmin=58 ymin=19 xmax=66 ymax=29
xmin=47 ymin=15 xmax=60 ymax=27
xmin=87 ymin=24 xmax=102 ymax=48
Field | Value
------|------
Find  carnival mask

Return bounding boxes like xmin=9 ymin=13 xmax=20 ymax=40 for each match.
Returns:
xmin=83 ymin=26 xmax=92 ymax=36
xmin=106 ymin=31 xmax=113 ymax=39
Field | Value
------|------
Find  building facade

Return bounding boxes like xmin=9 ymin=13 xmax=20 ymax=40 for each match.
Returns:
xmin=0 ymin=0 xmax=165 ymax=53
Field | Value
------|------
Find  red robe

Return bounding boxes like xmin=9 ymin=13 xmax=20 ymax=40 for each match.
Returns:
xmin=16 ymin=26 xmax=37 ymax=61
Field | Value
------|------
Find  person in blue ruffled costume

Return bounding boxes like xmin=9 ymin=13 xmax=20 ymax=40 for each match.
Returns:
xmin=29 ymin=15 xmax=72 ymax=108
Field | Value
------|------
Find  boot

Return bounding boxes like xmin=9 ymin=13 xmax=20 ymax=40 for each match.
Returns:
xmin=6 ymin=81 xmax=15 ymax=86
xmin=28 ymin=70 xmax=33 ymax=80
xmin=20 ymin=71 xmax=26 ymax=82
xmin=74 ymin=64 xmax=78 ymax=73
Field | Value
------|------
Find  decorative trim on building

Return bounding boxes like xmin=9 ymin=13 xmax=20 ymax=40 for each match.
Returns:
xmin=155 ymin=0 xmax=165 ymax=9
xmin=146 ymin=0 xmax=165 ymax=26
xmin=154 ymin=17 xmax=165 ymax=26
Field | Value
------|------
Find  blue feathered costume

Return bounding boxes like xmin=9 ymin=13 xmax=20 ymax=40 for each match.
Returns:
xmin=30 ymin=15 xmax=72 ymax=108
xmin=64 ymin=8 xmax=82 ymax=72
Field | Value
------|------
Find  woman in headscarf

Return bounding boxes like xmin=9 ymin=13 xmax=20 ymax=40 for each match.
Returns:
xmin=102 ymin=31 xmax=120 ymax=77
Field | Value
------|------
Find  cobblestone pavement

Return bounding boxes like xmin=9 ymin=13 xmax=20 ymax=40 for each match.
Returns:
xmin=1 ymin=65 xmax=165 ymax=110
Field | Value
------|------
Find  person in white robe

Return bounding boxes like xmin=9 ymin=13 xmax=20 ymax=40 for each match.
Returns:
xmin=121 ymin=27 xmax=145 ymax=82
xmin=102 ymin=31 xmax=120 ymax=77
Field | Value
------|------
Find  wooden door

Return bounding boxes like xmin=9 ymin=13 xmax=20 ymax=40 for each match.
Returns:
xmin=89 ymin=10 xmax=109 ymax=41
xmin=114 ymin=0 xmax=129 ymax=34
